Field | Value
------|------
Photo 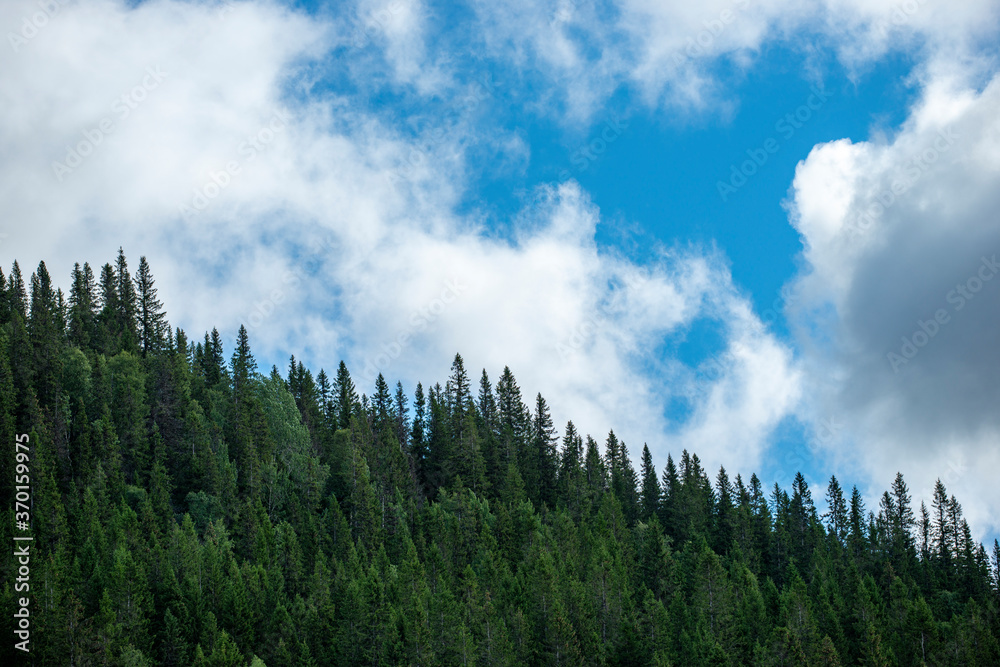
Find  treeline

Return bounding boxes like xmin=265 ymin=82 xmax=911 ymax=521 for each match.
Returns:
xmin=1 ymin=250 xmax=999 ymax=666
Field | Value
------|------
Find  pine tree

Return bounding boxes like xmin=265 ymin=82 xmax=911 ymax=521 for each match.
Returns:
xmin=557 ymin=421 xmax=584 ymax=511
xmin=639 ymin=444 xmax=660 ymax=521
xmin=496 ymin=366 xmax=527 ymax=473
xmin=477 ymin=369 xmax=502 ymax=492
xmin=115 ymin=248 xmax=139 ymax=353
xmin=28 ymin=261 xmax=63 ymax=409
xmin=5 ymin=252 xmax=1000 ymax=666
xmin=0 ymin=265 xmax=7 ymax=322
xmin=135 ymin=256 xmax=167 ymax=356
xmin=990 ymin=539 xmax=1000 ymax=597
xmin=410 ymin=382 xmax=430 ymax=496
xmin=372 ymin=373 xmax=392 ymax=430
xmin=9 ymin=260 xmax=28 ymax=319
xmin=930 ymin=479 xmax=952 ymax=569
xmin=530 ymin=393 xmax=558 ymax=508
xmin=788 ymin=472 xmax=816 ymax=566
xmin=230 ymin=325 xmax=256 ymax=398
xmin=394 ymin=381 xmax=409 ymax=451
xmin=823 ymin=476 xmax=848 ymax=542
xmin=848 ymin=486 xmax=867 ymax=560
xmin=68 ymin=261 xmax=97 ymax=349
xmin=714 ymin=466 xmax=736 ymax=554
xmin=446 ymin=353 xmax=472 ymax=426
xmin=886 ymin=472 xmax=915 ymax=572
xmin=334 ymin=360 xmax=358 ymax=430
xmin=659 ymin=453 xmax=679 ymax=536
xmin=583 ymin=434 xmax=605 ymax=499
xmin=96 ymin=262 xmax=120 ymax=354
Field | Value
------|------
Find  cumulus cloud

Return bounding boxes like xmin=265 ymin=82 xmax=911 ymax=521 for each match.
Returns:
xmin=786 ymin=68 xmax=1000 ymax=539
xmin=466 ymin=0 xmax=1000 ymax=120
xmin=0 ymin=0 xmax=801 ymax=480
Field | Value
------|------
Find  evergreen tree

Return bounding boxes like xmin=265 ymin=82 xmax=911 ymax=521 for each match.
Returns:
xmin=334 ymin=360 xmax=358 ymax=430
xmin=230 ymin=325 xmax=257 ymax=398
xmin=135 ymin=256 xmax=167 ymax=356
xmin=823 ymin=475 xmax=849 ymax=542
xmin=714 ymin=466 xmax=735 ymax=555
xmin=115 ymin=248 xmax=139 ymax=353
xmin=28 ymin=261 xmax=63 ymax=409
xmin=477 ymin=369 xmax=502 ymax=492
xmin=495 ymin=366 xmax=528 ymax=474
xmin=849 ymin=486 xmax=868 ymax=560
xmin=530 ymin=392 xmax=558 ymax=508
xmin=393 ymin=381 xmax=409 ymax=451
xmin=583 ymin=434 xmax=605 ymax=498
xmin=3 ymin=252 xmax=1000 ymax=667
xmin=659 ymin=453 xmax=679 ymax=536
xmin=9 ymin=260 xmax=28 ymax=319
xmin=639 ymin=444 xmax=660 ymax=521
xmin=557 ymin=421 xmax=584 ymax=512
xmin=410 ymin=382 xmax=430 ymax=496
xmin=68 ymin=261 xmax=97 ymax=349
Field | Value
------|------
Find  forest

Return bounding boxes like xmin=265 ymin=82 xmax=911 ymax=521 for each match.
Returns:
xmin=1 ymin=249 xmax=999 ymax=666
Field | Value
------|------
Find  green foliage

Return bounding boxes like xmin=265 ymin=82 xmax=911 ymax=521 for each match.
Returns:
xmin=4 ymin=250 xmax=999 ymax=666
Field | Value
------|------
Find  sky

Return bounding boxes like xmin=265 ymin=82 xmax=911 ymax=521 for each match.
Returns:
xmin=2 ymin=0 xmax=999 ymax=543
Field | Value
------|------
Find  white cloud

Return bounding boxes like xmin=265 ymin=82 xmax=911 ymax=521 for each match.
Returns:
xmin=786 ymin=68 xmax=1000 ymax=540
xmin=0 ymin=0 xmax=801 ymax=481
xmin=465 ymin=0 xmax=1000 ymax=120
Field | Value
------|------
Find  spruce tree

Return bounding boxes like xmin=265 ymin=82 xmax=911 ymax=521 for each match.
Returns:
xmin=557 ymin=420 xmax=583 ymax=510
xmin=68 ymin=261 xmax=97 ymax=349
xmin=477 ymin=369 xmax=502 ymax=491
xmin=848 ymin=486 xmax=867 ymax=560
xmin=8 ymin=260 xmax=27 ymax=319
xmin=96 ymin=262 xmax=119 ymax=354
xmin=410 ymin=382 xmax=429 ymax=495
xmin=115 ymin=248 xmax=139 ymax=353
xmin=714 ymin=466 xmax=735 ymax=554
xmin=823 ymin=476 xmax=848 ymax=542
xmin=659 ymin=453 xmax=679 ymax=535
xmin=334 ymin=360 xmax=358 ymax=430
xmin=496 ymin=366 xmax=527 ymax=472
xmin=531 ymin=393 xmax=558 ymax=508
xmin=394 ymin=381 xmax=409 ymax=450
xmin=931 ymin=479 xmax=952 ymax=566
xmin=583 ymin=434 xmax=605 ymax=498
xmin=135 ymin=256 xmax=167 ymax=356
xmin=28 ymin=261 xmax=63 ymax=409
xmin=639 ymin=444 xmax=660 ymax=521
xmin=230 ymin=325 xmax=257 ymax=398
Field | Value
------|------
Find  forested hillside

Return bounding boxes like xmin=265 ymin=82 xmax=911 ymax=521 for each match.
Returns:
xmin=2 ymin=250 xmax=999 ymax=666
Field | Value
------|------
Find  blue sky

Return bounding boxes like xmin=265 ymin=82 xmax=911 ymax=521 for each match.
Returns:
xmin=2 ymin=0 xmax=1000 ymax=542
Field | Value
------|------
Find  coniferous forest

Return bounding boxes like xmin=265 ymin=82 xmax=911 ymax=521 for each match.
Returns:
xmin=3 ymin=250 xmax=1000 ymax=667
